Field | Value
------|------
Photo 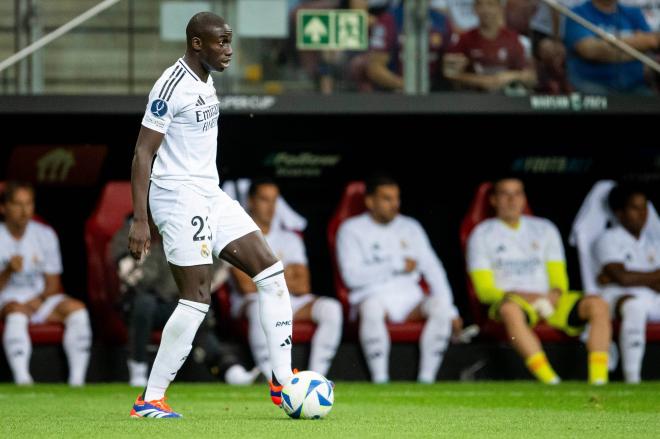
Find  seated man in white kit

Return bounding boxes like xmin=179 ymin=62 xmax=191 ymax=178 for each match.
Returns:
xmin=230 ymin=178 xmax=343 ymax=378
xmin=336 ymin=175 xmax=462 ymax=383
xmin=0 ymin=181 xmax=91 ymax=386
xmin=594 ymin=184 xmax=660 ymax=383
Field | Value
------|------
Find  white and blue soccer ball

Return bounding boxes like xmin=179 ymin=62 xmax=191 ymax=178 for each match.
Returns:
xmin=281 ymin=370 xmax=334 ymax=419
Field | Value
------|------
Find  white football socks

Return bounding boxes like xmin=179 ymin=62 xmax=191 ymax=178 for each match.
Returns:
xmin=309 ymin=297 xmax=343 ymax=376
xmin=63 ymin=308 xmax=92 ymax=386
xmin=619 ymin=298 xmax=646 ymax=384
xmin=359 ymin=296 xmax=390 ymax=383
xmin=2 ymin=312 xmax=33 ymax=385
xmin=144 ymin=299 xmax=209 ymax=401
xmin=418 ymin=297 xmax=452 ymax=383
xmin=245 ymin=298 xmax=272 ymax=377
xmin=253 ymin=261 xmax=293 ymax=385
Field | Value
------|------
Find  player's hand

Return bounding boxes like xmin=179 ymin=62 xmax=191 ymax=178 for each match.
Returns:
xmin=451 ymin=316 xmax=464 ymax=337
xmin=8 ymin=255 xmax=23 ymax=273
xmin=403 ymin=258 xmax=417 ymax=273
xmin=548 ymin=288 xmax=562 ymax=307
xmin=128 ymin=219 xmax=151 ymax=261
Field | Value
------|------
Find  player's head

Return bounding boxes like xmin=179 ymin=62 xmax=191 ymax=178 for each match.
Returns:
xmin=474 ymin=0 xmax=504 ymax=27
xmin=608 ymin=183 xmax=648 ymax=236
xmin=186 ymin=12 xmax=232 ymax=72
xmin=1 ymin=181 xmax=35 ymax=229
xmin=365 ymin=174 xmax=400 ymax=224
xmin=491 ymin=177 xmax=526 ymax=223
xmin=248 ymin=177 xmax=279 ymax=228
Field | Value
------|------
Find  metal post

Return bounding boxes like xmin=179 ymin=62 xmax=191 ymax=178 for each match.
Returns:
xmin=29 ymin=0 xmax=44 ymax=93
xmin=403 ymin=0 xmax=418 ymax=94
xmin=418 ymin=0 xmax=429 ymax=94
xmin=15 ymin=0 xmax=28 ymax=93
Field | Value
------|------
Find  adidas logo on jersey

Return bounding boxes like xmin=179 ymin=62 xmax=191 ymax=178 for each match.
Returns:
xmin=196 ymin=95 xmax=206 ymax=106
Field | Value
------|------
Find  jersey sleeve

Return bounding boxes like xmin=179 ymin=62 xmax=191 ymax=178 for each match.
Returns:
xmin=285 ymin=232 xmax=308 ymax=266
xmin=593 ymin=232 xmax=624 ymax=266
xmin=141 ymin=71 xmax=181 ymax=133
xmin=42 ymin=227 xmax=63 ymax=275
xmin=544 ymin=221 xmax=566 ymax=263
xmin=563 ymin=7 xmax=594 ymax=49
xmin=466 ymin=226 xmax=491 ymax=272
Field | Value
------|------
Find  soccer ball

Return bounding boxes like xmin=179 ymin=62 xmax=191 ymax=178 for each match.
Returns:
xmin=281 ymin=370 xmax=334 ymax=419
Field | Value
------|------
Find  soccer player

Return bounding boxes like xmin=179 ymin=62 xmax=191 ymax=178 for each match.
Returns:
xmin=128 ymin=13 xmax=294 ymax=418
xmin=0 ymin=181 xmax=91 ymax=386
xmin=336 ymin=175 xmax=462 ymax=383
xmin=467 ymin=177 xmax=611 ymax=384
xmin=594 ymin=184 xmax=660 ymax=383
xmin=230 ymin=178 xmax=342 ymax=378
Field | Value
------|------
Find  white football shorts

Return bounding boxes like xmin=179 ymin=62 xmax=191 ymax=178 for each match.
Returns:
xmin=149 ymin=183 xmax=259 ymax=266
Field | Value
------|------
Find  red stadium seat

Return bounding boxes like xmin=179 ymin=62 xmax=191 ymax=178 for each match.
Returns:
xmin=327 ymin=181 xmax=425 ymax=342
xmin=0 ymin=181 xmax=64 ymax=344
xmin=459 ymin=182 xmax=575 ymax=342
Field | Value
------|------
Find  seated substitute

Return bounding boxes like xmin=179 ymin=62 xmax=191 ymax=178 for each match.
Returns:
xmin=230 ymin=178 xmax=343 ymax=377
xmin=594 ymin=184 xmax=660 ymax=383
xmin=0 ymin=181 xmax=91 ymax=386
xmin=467 ymin=177 xmax=611 ymax=384
xmin=336 ymin=175 xmax=462 ymax=383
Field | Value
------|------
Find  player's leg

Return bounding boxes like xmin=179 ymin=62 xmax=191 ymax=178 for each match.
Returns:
xmin=220 ymin=231 xmax=294 ymax=389
xmin=498 ymin=299 xmax=559 ymax=384
xmin=45 ymin=296 xmax=92 ymax=386
xmin=142 ymin=264 xmax=211 ymax=402
xmin=243 ymin=295 xmax=272 ymax=377
xmin=576 ymin=295 xmax=611 ymax=385
xmin=617 ymin=295 xmax=647 ymax=383
xmin=127 ymin=293 xmax=159 ymax=387
xmin=295 ymin=296 xmax=343 ymax=376
xmin=1 ymin=301 xmax=33 ymax=385
xmin=408 ymin=296 xmax=452 ymax=383
xmin=358 ymin=295 xmax=390 ymax=383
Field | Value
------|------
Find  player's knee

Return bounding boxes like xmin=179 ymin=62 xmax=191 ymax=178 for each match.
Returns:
xmin=132 ymin=293 xmax=158 ymax=314
xmin=61 ymin=298 xmax=86 ymax=315
xmin=619 ymin=296 xmax=646 ymax=321
xmin=422 ymin=296 xmax=449 ymax=321
xmin=582 ymin=296 xmax=609 ymax=320
xmin=499 ymin=300 xmax=524 ymax=323
xmin=313 ymin=297 xmax=343 ymax=326
xmin=2 ymin=302 xmax=30 ymax=317
xmin=359 ymin=296 xmax=386 ymax=322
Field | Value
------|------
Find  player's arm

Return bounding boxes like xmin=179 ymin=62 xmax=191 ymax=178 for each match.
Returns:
xmin=128 ymin=127 xmax=163 ymax=260
xmin=284 ymin=263 xmax=311 ymax=296
xmin=39 ymin=273 xmax=63 ymax=300
xmin=230 ymin=265 xmax=257 ymax=295
xmin=599 ymin=263 xmax=660 ymax=288
xmin=0 ymin=257 xmax=20 ymax=291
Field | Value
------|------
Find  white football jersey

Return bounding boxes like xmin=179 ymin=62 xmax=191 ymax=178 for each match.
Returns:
xmin=336 ymin=212 xmax=456 ymax=314
xmin=467 ymin=216 xmax=565 ymax=294
xmin=264 ymin=228 xmax=308 ymax=267
xmin=0 ymin=220 xmax=62 ymax=303
xmin=142 ymin=58 xmax=221 ymax=197
xmin=594 ymin=224 xmax=660 ymax=299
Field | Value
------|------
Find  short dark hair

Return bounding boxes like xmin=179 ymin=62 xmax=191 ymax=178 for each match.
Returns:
xmin=492 ymin=175 xmax=524 ymax=192
xmin=186 ymin=12 xmax=226 ymax=44
xmin=1 ymin=181 xmax=34 ymax=204
xmin=248 ymin=177 xmax=278 ymax=198
xmin=365 ymin=174 xmax=398 ymax=195
xmin=608 ymin=183 xmax=647 ymax=213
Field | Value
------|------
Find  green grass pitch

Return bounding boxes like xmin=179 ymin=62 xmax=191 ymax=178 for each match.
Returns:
xmin=1 ymin=382 xmax=659 ymax=438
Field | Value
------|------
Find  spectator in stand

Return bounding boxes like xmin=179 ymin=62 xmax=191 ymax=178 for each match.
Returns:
xmin=564 ymin=0 xmax=660 ymax=94
xmin=367 ymin=2 xmax=454 ymax=91
xmin=110 ymin=215 xmax=258 ymax=387
xmin=444 ymin=0 xmax=537 ymax=93
xmin=0 ymin=181 xmax=91 ymax=386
